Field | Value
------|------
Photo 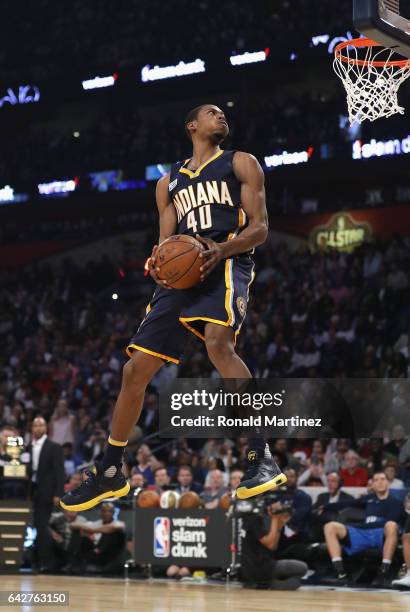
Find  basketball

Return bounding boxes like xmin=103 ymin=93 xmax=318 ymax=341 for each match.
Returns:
xmin=137 ymin=490 xmax=160 ymax=508
xmin=179 ymin=491 xmax=201 ymax=509
xmin=156 ymin=234 xmax=205 ymax=289
xmin=160 ymin=490 xmax=180 ymax=508
xmin=219 ymin=492 xmax=231 ymax=511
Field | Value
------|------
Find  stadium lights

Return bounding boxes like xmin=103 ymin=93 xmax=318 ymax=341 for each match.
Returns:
xmin=38 ymin=179 xmax=78 ymax=196
xmin=0 ymin=85 xmax=40 ymax=108
xmin=0 ymin=185 xmax=14 ymax=202
xmin=229 ymin=49 xmax=269 ymax=66
xmin=82 ymin=74 xmax=118 ymax=90
xmin=141 ymin=59 xmax=206 ymax=82
xmin=352 ymin=136 xmax=410 ymax=160
xmin=264 ymin=147 xmax=313 ymax=169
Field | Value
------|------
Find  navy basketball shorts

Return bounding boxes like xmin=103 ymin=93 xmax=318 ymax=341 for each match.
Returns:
xmin=126 ymin=255 xmax=255 ymax=364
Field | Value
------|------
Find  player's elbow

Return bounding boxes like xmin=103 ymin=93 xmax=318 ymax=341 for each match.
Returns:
xmin=254 ymin=220 xmax=268 ymax=246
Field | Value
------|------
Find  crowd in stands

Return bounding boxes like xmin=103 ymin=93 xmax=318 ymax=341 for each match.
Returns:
xmin=1 ymin=231 xmax=409 ymax=580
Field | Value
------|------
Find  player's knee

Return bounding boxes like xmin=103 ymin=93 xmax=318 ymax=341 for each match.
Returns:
xmin=122 ymin=358 xmax=149 ymax=389
xmin=384 ymin=521 xmax=398 ymax=535
xmin=324 ymin=521 xmax=339 ymax=535
xmin=205 ymin=334 xmax=235 ymax=363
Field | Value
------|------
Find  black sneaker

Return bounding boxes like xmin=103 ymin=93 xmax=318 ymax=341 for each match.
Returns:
xmin=371 ymin=569 xmax=391 ymax=588
xmin=322 ymin=573 xmax=350 ymax=586
xmin=60 ymin=463 xmax=130 ymax=512
xmin=236 ymin=458 xmax=287 ymax=499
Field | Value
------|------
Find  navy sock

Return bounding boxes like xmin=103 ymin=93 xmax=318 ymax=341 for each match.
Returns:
xmin=102 ymin=436 xmax=127 ymax=474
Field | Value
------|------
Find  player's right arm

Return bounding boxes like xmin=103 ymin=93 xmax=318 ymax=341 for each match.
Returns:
xmin=149 ymin=173 xmax=177 ymax=288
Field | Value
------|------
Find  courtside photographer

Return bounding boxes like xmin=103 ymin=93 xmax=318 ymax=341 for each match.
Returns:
xmin=239 ymin=493 xmax=308 ymax=590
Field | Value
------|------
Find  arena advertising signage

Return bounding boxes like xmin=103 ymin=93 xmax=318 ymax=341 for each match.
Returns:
xmin=264 ymin=147 xmax=313 ymax=169
xmin=0 ymin=185 xmax=28 ymax=205
xmin=229 ymin=48 xmax=269 ymax=66
xmin=0 ymin=85 xmax=40 ymax=108
xmin=309 ymin=213 xmax=372 ymax=252
xmin=141 ymin=59 xmax=206 ymax=82
xmin=352 ymin=135 xmax=410 ymax=159
xmin=82 ymin=74 xmax=117 ymax=90
xmin=134 ymin=508 xmax=230 ymax=567
xmin=38 ymin=179 xmax=78 ymax=197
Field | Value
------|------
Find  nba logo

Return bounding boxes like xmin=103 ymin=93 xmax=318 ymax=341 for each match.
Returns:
xmin=154 ymin=517 xmax=170 ymax=557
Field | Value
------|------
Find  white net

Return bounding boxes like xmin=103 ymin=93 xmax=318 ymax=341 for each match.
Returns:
xmin=333 ymin=39 xmax=410 ymax=124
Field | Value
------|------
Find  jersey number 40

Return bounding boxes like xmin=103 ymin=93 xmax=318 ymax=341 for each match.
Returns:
xmin=186 ymin=205 xmax=212 ymax=233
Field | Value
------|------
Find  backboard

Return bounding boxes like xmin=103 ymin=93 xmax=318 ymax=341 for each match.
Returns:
xmin=354 ymin=0 xmax=410 ymax=58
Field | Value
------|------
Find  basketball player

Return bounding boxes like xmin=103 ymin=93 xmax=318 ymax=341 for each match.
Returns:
xmin=60 ymin=104 xmax=286 ymax=512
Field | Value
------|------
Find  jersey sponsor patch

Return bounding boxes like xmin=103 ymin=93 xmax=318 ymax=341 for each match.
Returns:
xmin=169 ymin=178 xmax=178 ymax=191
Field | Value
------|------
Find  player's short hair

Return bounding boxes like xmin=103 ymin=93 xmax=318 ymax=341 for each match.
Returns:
xmin=184 ymin=104 xmax=208 ymax=140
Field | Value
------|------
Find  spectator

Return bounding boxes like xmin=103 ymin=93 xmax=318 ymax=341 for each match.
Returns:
xmin=229 ymin=469 xmax=244 ymax=492
xmin=48 ymin=508 xmax=88 ymax=571
xmin=147 ymin=467 xmax=170 ymax=495
xmin=74 ymin=503 xmax=126 ymax=574
xmin=200 ymin=469 xmax=227 ymax=509
xmin=324 ymin=439 xmax=350 ymax=473
xmin=175 ymin=465 xmax=202 ymax=495
xmin=28 ymin=417 xmax=65 ymax=572
xmin=339 ymin=451 xmax=368 ymax=487
xmin=384 ymin=462 xmax=404 ymax=489
xmin=132 ymin=444 xmax=156 ymax=485
xmin=49 ymin=399 xmax=75 ymax=446
xmin=324 ymin=472 xmax=405 ymax=586
xmin=311 ymin=473 xmax=354 ymax=540
xmin=392 ymin=505 xmax=410 ymax=588
xmin=297 ymin=457 xmax=327 ymax=487
xmin=385 ymin=425 xmax=407 ymax=458
xmin=64 ymin=472 xmax=82 ymax=493
xmin=276 ymin=468 xmax=312 ymax=558
xmin=62 ymin=442 xmax=81 ymax=478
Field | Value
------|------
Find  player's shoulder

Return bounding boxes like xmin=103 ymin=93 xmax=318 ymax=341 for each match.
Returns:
xmin=232 ymin=151 xmax=264 ymax=177
xmin=156 ymin=172 xmax=171 ymax=192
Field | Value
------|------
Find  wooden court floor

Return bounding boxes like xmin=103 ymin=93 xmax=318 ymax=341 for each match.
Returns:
xmin=3 ymin=575 xmax=410 ymax=611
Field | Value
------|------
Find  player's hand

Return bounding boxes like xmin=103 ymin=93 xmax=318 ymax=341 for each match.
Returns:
xmin=148 ymin=245 xmax=171 ymax=290
xmin=195 ymin=235 xmax=224 ymax=281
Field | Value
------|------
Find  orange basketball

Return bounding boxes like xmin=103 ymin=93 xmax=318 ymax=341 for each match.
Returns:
xmin=179 ymin=491 xmax=202 ymax=509
xmin=219 ymin=493 xmax=231 ymax=511
xmin=137 ymin=490 xmax=160 ymax=508
xmin=156 ymin=235 xmax=205 ymax=289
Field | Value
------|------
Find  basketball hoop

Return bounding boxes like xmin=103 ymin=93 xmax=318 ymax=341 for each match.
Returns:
xmin=333 ymin=37 xmax=410 ymax=124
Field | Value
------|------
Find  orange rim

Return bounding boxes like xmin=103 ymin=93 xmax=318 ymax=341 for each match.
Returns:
xmin=334 ymin=37 xmax=410 ymax=68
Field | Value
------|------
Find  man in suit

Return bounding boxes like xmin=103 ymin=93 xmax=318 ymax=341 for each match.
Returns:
xmin=29 ymin=416 xmax=65 ymax=572
xmin=311 ymin=472 xmax=354 ymax=540
xmin=175 ymin=465 xmax=203 ymax=495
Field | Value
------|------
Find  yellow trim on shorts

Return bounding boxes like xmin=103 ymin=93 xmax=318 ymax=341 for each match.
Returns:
xmin=178 ymin=150 xmax=224 ymax=179
xmin=126 ymin=343 xmax=179 ymax=364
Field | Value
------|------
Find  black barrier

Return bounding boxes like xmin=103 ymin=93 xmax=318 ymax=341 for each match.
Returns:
xmin=133 ymin=508 xmax=231 ymax=568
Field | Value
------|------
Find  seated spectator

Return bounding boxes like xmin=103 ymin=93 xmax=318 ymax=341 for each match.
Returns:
xmin=339 ymin=451 xmax=368 ymax=487
xmin=385 ymin=425 xmax=407 ymax=458
xmin=311 ymin=473 xmax=354 ymax=541
xmin=200 ymin=469 xmax=227 ymax=509
xmin=73 ymin=502 xmax=126 ymax=575
xmin=228 ymin=469 xmax=244 ymax=492
xmin=324 ymin=472 xmax=405 ymax=586
xmin=127 ymin=472 xmax=146 ymax=499
xmin=297 ymin=457 xmax=327 ymax=487
xmin=324 ymin=438 xmax=350 ymax=473
xmin=48 ymin=508 xmax=87 ymax=571
xmin=384 ymin=462 xmax=404 ymax=489
xmin=62 ymin=442 xmax=82 ymax=478
xmin=131 ymin=444 xmax=156 ymax=485
xmin=175 ymin=465 xmax=202 ymax=495
xmin=275 ymin=468 xmax=312 ymax=558
xmin=147 ymin=467 xmax=170 ymax=495
xmin=392 ymin=496 xmax=410 ymax=588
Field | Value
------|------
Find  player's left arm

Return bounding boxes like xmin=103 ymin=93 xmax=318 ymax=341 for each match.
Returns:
xmin=196 ymin=152 xmax=268 ymax=280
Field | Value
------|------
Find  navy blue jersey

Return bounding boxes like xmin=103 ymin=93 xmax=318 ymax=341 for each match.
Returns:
xmin=325 ymin=493 xmax=405 ymax=529
xmin=168 ymin=149 xmax=247 ymax=243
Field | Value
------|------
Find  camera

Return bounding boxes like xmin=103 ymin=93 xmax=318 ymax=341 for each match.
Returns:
xmin=234 ymin=490 xmax=294 ymax=517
